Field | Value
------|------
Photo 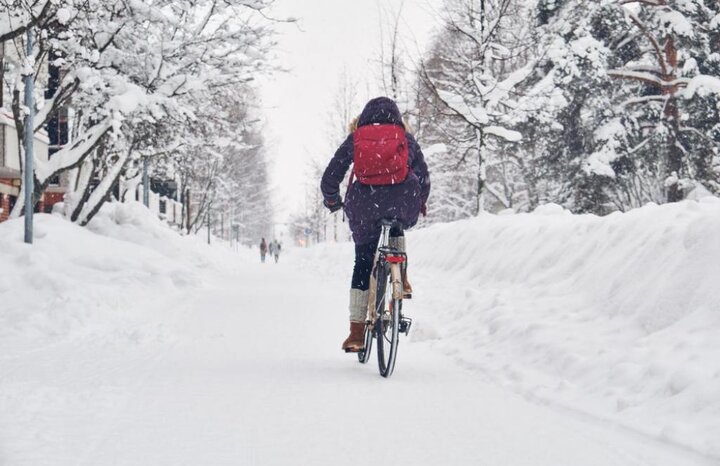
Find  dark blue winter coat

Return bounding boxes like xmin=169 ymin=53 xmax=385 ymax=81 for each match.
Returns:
xmin=321 ymin=97 xmax=431 ymax=244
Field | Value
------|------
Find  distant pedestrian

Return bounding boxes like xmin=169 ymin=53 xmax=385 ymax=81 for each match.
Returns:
xmin=272 ymin=240 xmax=281 ymax=263
xmin=259 ymin=238 xmax=268 ymax=263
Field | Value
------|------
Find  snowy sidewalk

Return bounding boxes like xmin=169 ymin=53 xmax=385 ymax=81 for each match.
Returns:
xmin=1 ymin=256 xmax=716 ymax=466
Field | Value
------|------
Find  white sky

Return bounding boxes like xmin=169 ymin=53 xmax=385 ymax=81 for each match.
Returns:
xmin=259 ymin=0 xmax=442 ymax=222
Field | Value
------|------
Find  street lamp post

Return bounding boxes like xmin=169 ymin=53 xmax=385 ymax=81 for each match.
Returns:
xmin=23 ymin=29 xmax=34 ymax=244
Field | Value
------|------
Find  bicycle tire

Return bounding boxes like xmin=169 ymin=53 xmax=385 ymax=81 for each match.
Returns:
xmin=375 ymin=263 xmax=401 ymax=377
xmin=357 ymin=323 xmax=373 ymax=363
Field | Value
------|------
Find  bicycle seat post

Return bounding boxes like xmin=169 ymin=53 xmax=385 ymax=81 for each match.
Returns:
xmin=380 ymin=223 xmax=391 ymax=249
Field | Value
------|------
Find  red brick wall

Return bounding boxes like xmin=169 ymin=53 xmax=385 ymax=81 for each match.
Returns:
xmin=0 ymin=193 xmax=10 ymax=222
xmin=0 ymin=178 xmax=67 ymax=220
xmin=0 ymin=180 xmax=60 ymax=221
xmin=43 ymin=192 xmax=64 ymax=213
xmin=1 ymin=179 xmax=12 ymax=222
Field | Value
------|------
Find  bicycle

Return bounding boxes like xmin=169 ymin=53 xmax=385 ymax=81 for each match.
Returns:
xmin=357 ymin=219 xmax=413 ymax=377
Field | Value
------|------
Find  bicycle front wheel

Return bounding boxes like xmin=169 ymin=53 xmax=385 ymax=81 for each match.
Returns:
xmin=375 ymin=263 xmax=401 ymax=377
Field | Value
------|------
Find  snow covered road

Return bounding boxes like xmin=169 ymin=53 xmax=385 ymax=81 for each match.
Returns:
xmin=2 ymin=256 xmax=716 ymax=466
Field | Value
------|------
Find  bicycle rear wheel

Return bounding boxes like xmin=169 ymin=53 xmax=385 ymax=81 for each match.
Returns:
xmin=375 ymin=263 xmax=401 ymax=377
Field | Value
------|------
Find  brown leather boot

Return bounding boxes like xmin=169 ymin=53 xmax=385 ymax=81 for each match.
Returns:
xmin=342 ymin=322 xmax=366 ymax=353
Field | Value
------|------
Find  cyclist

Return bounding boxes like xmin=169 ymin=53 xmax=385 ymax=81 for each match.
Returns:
xmin=321 ymin=96 xmax=430 ymax=352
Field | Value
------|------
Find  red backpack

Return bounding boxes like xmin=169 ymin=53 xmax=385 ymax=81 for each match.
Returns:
xmin=352 ymin=124 xmax=409 ymax=185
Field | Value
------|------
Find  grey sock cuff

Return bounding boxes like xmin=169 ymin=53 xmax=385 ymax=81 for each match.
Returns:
xmin=349 ymin=289 xmax=369 ymax=322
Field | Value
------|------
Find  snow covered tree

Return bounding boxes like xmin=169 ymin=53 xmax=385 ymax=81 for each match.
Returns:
xmin=2 ymin=0 xmax=280 ymax=227
xmin=404 ymin=0 xmax=718 ymax=217
xmin=517 ymin=0 xmax=624 ymax=213
xmin=527 ymin=0 xmax=720 ymax=211
xmin=414 ymin=0 xmax=534 ymax=216
xmin=377 ymin=0 xmax=411 ymax=109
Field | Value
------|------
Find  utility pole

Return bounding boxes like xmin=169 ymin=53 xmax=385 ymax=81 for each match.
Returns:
xmin=142 ymin=157 xmax=149 ymax=207
xmin=23 ymin=30 xmax=34 ymax=244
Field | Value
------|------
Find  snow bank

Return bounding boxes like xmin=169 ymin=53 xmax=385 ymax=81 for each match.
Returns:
xmin=0 ymin=202 xmax=244 ymax=348
xmin=86 ymin=201 xmax=242 ymax=270
xmin=292 ymin=199 xmax=720 ymax=458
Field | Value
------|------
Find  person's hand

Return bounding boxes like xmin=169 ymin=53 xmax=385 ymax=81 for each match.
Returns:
xmin=323 ymin=196 xmax=343 ymax=213
xmin=420 ymin=203 xmax=427 ymax=217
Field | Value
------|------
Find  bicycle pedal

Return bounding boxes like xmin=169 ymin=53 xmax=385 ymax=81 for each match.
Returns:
xmin=399 ymin=316 xmax=413 ymax=335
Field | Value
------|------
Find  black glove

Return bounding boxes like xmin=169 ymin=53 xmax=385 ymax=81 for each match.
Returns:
xmin=323 ymin=196 xmax=343 ymax=213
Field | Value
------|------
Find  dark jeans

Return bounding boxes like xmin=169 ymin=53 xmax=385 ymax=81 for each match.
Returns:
xmin=351 ymin=228 xmax=403 ymax=291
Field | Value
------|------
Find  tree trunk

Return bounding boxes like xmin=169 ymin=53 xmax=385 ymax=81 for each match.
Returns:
xmin=475 ymin=128 xmax=485 ymax=215
xmin=75 ymin=147 xmax=130 ymax=226
xmin=662 ymin=36 xmax=683 ymax=202
xmin=664 ymin=97 xmax=684 ymax=202
xmin=70 ymin=156 xmax=99 ymax=222
xmin=78 ymin=164 xmax=125 ymax=227
xmin=184 ymin=188 xmax=191 ymax=234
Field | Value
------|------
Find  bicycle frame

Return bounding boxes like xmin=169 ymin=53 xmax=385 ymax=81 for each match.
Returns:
xmin=366 ymin=220 xmax=406 ymax=323
xmin=358 ymin=219 xmax=412 ymax=375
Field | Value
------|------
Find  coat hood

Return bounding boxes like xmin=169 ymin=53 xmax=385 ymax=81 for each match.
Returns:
xmin=357 ymin=97 xmax=404 ymax=128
